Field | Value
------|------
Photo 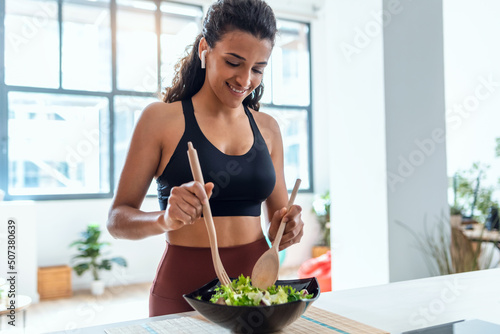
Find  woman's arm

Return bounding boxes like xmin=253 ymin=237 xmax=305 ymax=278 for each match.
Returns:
xmin=107 ymin=102 xmax=169 ymax=240
xmin=107 ymin=102 xmax=211 ymax=240
xmin=258 ymin=113 xmax=304 ymax=251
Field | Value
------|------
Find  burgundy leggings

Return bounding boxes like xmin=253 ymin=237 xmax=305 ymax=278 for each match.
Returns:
xmin=149 ymin=237 xmax=269 ymax=316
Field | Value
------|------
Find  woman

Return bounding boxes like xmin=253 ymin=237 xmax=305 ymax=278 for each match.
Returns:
xmin=107 ymin=0 xmax=304 ymax=316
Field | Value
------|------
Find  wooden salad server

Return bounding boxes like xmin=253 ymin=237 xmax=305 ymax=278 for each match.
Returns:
xmin=251 ymin=178 xmax=301 ymax=290
xmin=187 ymin=142 xmax=232 ymax=287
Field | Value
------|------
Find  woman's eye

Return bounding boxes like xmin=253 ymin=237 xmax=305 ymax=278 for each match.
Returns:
xmin=226 ymin=60 xmax=263 ymax=74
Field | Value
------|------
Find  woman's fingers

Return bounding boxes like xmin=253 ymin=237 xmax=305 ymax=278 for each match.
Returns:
xmin=279 ymin=205 xmax=304 ymax=251
xmin=268 ymin=207 xmax=288 ymax=242
xmin=185 ymin=181 xmax=210 ymax=204
xmin=205 ymin=182 xmax=214 ymax=199
xmin=164 ymin=199 xmax=195 ymax=228
xmin=164 ymin=181 xmax=211 ymax=229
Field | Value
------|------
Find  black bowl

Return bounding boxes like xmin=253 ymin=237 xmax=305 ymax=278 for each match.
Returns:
xmin=183 ymin=277 xmax=320 ymax=333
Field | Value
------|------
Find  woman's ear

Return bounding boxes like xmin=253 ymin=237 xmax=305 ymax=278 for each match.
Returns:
xmin=199 ymin=38 xmax=209 ymax=69
xmin=198 ymin=37 xmax=208 ymax=61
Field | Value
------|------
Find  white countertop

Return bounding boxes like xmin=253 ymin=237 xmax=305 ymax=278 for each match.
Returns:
xmin=314 ymin=268 xmax=500 ymax=333
xmin=48 ymin=268 xmax=500 ymax=333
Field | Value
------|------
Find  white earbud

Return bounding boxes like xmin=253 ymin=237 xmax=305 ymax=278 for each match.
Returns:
xmin=201 ymin=50 xmax=207 ymax=69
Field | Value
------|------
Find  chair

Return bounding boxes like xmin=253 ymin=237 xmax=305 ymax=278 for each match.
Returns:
xmin=451 ymin=226 xmax=480 ymax=273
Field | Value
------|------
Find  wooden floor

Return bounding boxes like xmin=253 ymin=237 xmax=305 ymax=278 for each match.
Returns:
xmin=1 ymin=267 xmax=300 ymax=333
xmin=2 ymin=282 xmax=151 ymax=334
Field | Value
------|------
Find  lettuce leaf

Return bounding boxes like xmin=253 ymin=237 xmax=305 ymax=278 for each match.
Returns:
xmin=209 ymin=274 xmax=313 ymax=306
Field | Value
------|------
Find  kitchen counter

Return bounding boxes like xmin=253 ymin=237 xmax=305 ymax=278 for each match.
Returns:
xmin=49 ymin=268 xmax=500 ymax=333
xmin=314 ymin=267 xmax=500 ymax=333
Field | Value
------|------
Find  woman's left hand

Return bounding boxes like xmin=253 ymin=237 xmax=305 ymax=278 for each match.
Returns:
xmin=268 ymin=204 xmax=304 ymax=251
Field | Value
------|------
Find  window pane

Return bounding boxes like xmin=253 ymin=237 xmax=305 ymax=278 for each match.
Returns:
xmin=8 ymin=92 xmax=110 ymax=195
xmin=62 ymin=1 xmax=111 ymax=91
xmin=5 ymin=0 xmax=59 ymax=88
xmin=272 ymin=21 xmax=310 ymax=106
xmin=114 ymin=96 xmax=159 ymax=195
xmin=116 ymin=3 xmax=158 ymax=92
xmin=117 ymin=0 xmax=155 ymax=11
xmin=160 ymin=3 xmax=202 ymax=88
xmin=262 ymin=107 xmax=310 ymax=190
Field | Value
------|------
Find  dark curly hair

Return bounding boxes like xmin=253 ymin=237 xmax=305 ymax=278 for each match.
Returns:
xmin=162 ymin=0 xmax=277 ymax=111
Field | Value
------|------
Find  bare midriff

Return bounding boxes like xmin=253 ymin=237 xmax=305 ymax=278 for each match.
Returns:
xmin=166 ymin=216 xmax=264 ymax=248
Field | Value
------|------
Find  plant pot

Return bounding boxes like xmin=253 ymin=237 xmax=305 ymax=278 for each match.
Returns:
xmin=91 ymin=280 xmax=105 ymax=295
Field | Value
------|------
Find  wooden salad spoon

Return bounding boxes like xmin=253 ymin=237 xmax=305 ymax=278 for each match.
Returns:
xmin=251 ymin=178 xmax=301 ymax=290
xmin=187 ymin=142 xmax=232 ymax=287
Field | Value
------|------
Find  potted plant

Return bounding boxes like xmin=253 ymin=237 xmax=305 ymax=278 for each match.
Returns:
xmin=311 ymin=191 xmax=331 ymax=258
xmin=69 ymin=224 xmax=127 ymax=295
xmin=396 ymin=212 xmax=496 ymax=276
xmin=451 ymin=163 xmax=496 ymax=224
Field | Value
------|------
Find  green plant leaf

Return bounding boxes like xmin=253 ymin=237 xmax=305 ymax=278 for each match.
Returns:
xmin=73 ymin=263 xmax=90 ymax=276
xmin=98 ymin=259 xmax=112 ymax=271
xmin=71 ymin=254 xmax=92 ymax=261
xmin=110 ymin=257 xmax=127 ymax=267
xmin=69 ymin=223 xmax=127 ymax=278
xmin=312 ymin=190 xmax=331 ymax=246
xmin=69 ymin=240 xmax=86 ymax=248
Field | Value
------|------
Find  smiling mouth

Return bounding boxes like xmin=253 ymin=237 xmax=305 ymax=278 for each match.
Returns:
xmin=227 ymin=82 xmax=247 ymax=94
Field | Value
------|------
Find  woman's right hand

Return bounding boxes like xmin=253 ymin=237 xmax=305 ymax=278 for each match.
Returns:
xmin=161 ymin=181 xmax=214 ymax=231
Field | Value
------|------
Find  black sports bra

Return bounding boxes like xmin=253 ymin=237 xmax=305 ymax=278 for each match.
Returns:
xmin=156 ymin=99 xmax=276 ymax=216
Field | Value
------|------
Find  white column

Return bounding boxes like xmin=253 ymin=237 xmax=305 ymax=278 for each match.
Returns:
xmin=383 ymin=0 xmax=448 ymax=283
xmin=325 ymin=0 xmax=390 ymax=290
xmin=324 ymin=0 xmax=448 ymax=290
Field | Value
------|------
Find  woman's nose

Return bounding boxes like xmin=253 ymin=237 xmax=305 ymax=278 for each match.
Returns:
xmin=235 ymin=69 xmax=252 ymax=88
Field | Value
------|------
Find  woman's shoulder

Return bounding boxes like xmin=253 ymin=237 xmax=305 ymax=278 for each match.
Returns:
xmin=140 ymin=100 xmax=183 ymax=121
xmin=247 ymin=107 xmax=282 ymax=154
xmin=248 ymin=107 xmax=281 ymax=136
xmin=133 ymin=100 xmax=184 ymax=137
xmin=137 ymin=100 xmax=182 ymax=127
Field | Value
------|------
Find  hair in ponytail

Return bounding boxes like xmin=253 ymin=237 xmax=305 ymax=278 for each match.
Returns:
xmin=162 ymin=0 xmax=277 ymax=111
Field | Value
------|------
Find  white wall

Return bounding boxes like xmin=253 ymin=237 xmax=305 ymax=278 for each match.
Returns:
xmin=383 ymin=0 xmax=449 ymax=282
xmin=323 ymin=0 xmax=449 ymax=290
xmin=324 ymin=0 xmax=391 ymax=290
xmin=35 ymin=197 xmax=166 ymax=290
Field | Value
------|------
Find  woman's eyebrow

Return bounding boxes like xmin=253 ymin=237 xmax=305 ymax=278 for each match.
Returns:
xmin=225 ymin=52 xmax=268 ymax=65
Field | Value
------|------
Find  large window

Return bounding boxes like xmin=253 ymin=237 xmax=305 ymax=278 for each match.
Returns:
xmin=8 ymin=92 xmax=110 ymax=195
xmin=0 ymin=0 xmax=312 ymax=200
xmin=262 ymin=20 xmax=312 ymax=190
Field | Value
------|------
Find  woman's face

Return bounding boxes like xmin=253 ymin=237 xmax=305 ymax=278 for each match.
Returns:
xmin=203 ymin=30 xmax=273 ymax=109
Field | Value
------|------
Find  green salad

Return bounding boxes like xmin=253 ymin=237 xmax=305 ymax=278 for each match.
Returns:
xmin=205 ymin=275 xmax=314 ymax=306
